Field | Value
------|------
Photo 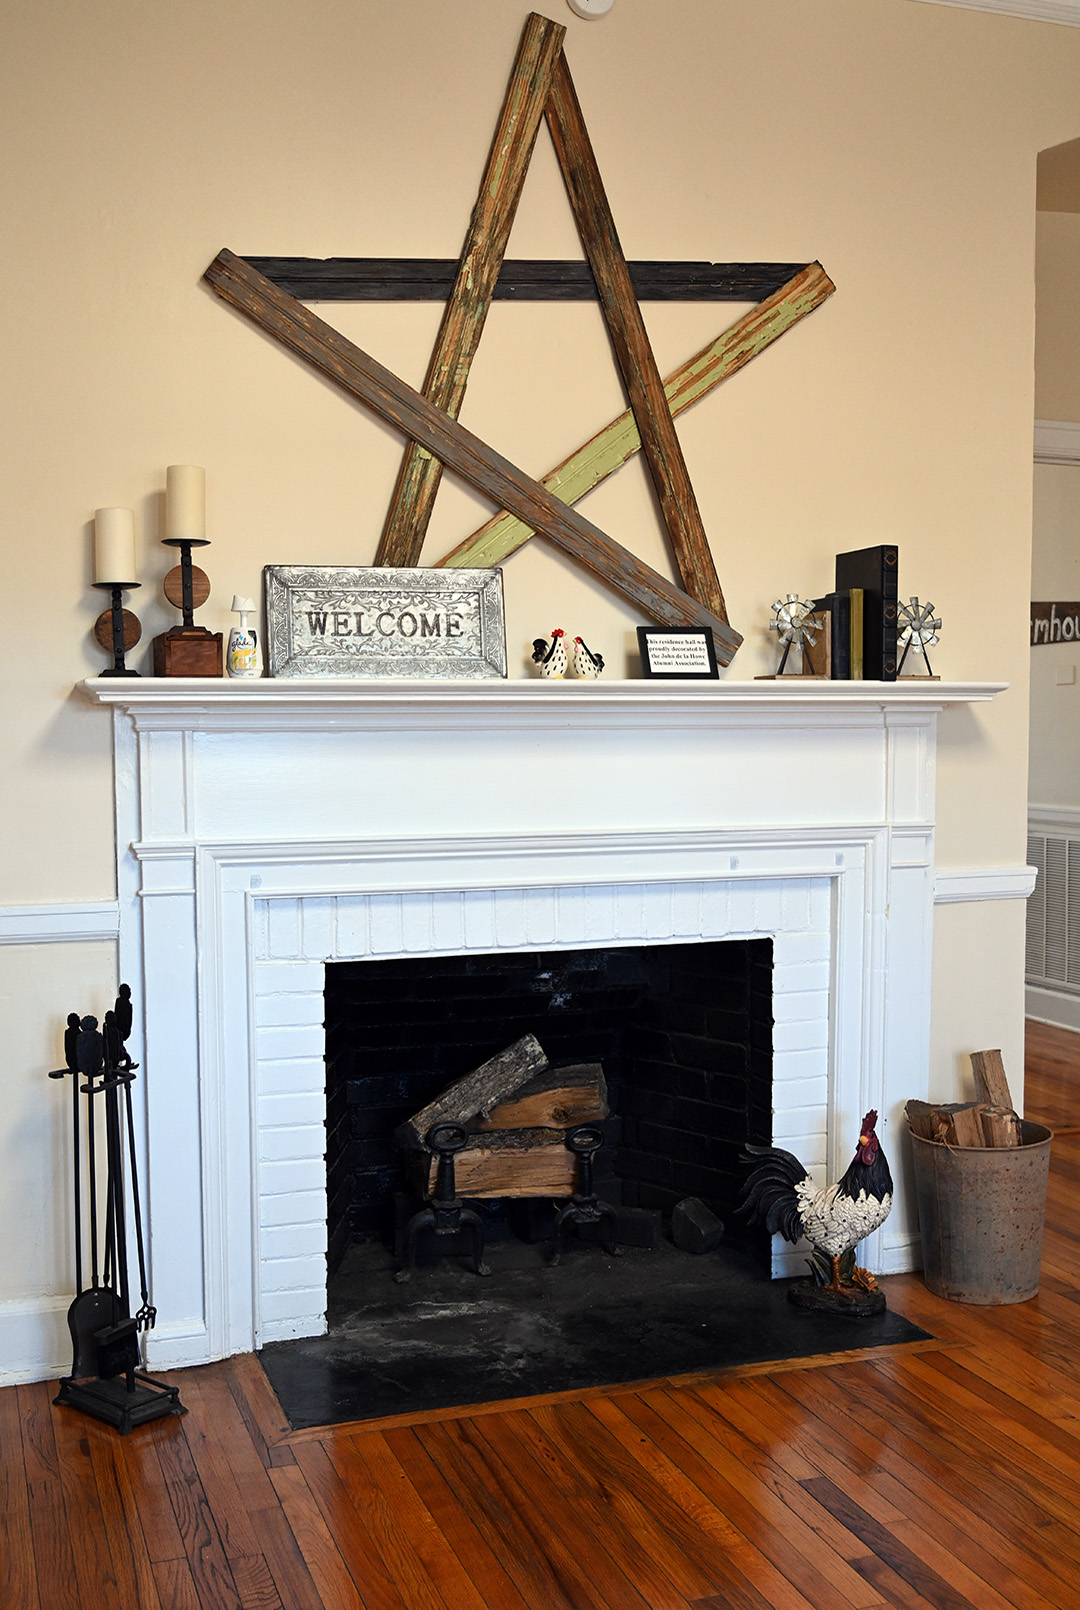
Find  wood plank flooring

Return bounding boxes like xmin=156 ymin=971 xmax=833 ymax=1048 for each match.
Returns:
xmin=4 ymin=1028 xmax=1080 ymax=1609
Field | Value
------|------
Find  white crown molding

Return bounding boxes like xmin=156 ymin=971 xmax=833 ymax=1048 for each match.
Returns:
xmin=1035 ymin=420 xmax=1080 ymax=463
xmin=933 ymin=865 xmax=1037 ymax=902
xmin=0 ymin=901 xmax=120 ymax=945
xmin=915 ymin=0 xmax=1080 ymax=25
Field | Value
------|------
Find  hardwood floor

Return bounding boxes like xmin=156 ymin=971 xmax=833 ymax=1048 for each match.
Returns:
xmin=5 ymin=1031 xmax=1080 ymax=1609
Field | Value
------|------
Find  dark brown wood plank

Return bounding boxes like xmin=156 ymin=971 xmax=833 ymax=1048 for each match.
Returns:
xmin=0 ymin=1382 xmax=41 ymax=1610
xmin=151 ymin=1558 xmax=203 ymax=1610
xmin=203 ymin=249 xmax=742 ymax=659
xmin=87 ymin=1425 xmax=164 ymax=1610
xmin=290 ymin=1439 xmax=412 ymax=1610
xmin=376 ymin=11 xmax=565 ymax=567
xmin=228 ymin=1554 xmax=285 ymax=1610
xmin=50 ymin=1401 xmax=124 ymax=1610
xmin=381 ymin=1424 xmax=534 ymax=1610
xmin=544 ymin=48 xmax=727 ymax=623
xmin=16 ymin=1382 xmax=81 ymax=1610
xmin=152 ymin=1423 xmax=242 ymax=1610
xmin=462 ymin=1409 xmax=667 ymax=1610
xmin=245 ymin=1494 xmax=325 ymax=1610
xmin=245 ymin=257 xmax=813 ymax=302
xmin=1025 ymin=1019 xmax=1080 ymax=1130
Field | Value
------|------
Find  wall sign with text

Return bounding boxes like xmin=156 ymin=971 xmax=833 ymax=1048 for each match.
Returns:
xmin=1031 ymin=601 xmax=1080 ymax=647
xmin=264 ymin=566 xmax=507 ymax=678
xmin=636 ymin=626 xmax=719 ymax=678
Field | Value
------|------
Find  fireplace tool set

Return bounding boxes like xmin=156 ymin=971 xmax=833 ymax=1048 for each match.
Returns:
xmin=49 ymin=984 xmax=184 ymax=1433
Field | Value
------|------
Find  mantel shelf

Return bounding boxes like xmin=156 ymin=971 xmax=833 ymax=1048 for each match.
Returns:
xmin=80 ymin=676 xmax=1006 ymax=726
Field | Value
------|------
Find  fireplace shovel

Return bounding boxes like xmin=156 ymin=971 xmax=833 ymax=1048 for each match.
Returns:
xmin=50 ymin=984 xmax=184 ymax=1433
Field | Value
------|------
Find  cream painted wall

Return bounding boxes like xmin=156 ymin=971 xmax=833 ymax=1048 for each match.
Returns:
xmin=1030 ymin=462 xmax=1080 ymax=804
xmin=1035 ymin=212 xmax=1080 ymax=419
xmin=4 ymin=0 xmax=1080 ymax=1348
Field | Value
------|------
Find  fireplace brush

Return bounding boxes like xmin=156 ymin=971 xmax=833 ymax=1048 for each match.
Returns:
xmin=48 ymin=984 xmax=184 ymax=1433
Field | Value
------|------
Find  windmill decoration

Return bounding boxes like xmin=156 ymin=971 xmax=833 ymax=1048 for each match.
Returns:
xmin=202 ymin=12 xmax=836 ymax=666
xmin=769 ymin=594 xmax=820 ymax=676
xmin=897 ymin=596 xmax=942 ymax=678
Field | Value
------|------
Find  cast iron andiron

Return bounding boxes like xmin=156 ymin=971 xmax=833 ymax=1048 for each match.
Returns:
xmin=396 ymin=1123 xmax=492 ymax=1282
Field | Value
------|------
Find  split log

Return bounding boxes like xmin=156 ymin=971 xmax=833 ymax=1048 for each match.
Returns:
xmin=980 ymin=1105 xmax=1021 ymax=1148
xmin=472 ymin=1062 xmax=607 ymax=1132
xmin=969 ymin=1049 xmax=1014 ymax=1112
xmin=411 ymin=1128 xmax=577 ymax=1199
xmin=396 ymin=1034 xmax=548 ymax=1150
xmin=905 ymin=1100 xmax=971 ymax=1142
xmin=947 ymin=1104 xmax=988 ymax=1149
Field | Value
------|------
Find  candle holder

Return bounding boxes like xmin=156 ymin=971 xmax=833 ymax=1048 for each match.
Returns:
xmin=93 ymin=583 xmax=142 ymax=677
xmin=152 ymin=537 xmax=223 ymax=677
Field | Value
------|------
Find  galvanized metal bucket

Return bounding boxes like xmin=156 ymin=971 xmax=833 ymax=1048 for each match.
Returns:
xmin=909 ymin=1120 xmax=1053 ymax=1305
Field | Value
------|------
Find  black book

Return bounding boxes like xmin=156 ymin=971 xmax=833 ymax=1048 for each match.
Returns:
xmin=835 ymin=545 xmax=898 ymax=680
xmin=811 ymin=592 xmax=851 ymax=679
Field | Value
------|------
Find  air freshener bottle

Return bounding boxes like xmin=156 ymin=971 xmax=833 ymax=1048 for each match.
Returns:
xmin=226 ymin=595 xmax=263 ymax=678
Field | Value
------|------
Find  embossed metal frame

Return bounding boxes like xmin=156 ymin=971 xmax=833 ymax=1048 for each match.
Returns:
xmin=264 ymin=565 xmax=506 ymax=679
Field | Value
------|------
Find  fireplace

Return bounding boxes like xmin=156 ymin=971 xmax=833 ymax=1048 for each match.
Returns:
xmin=82 ymin=675 xmax=1003 ymax=1367
xmin=323 ymin=940 xmax=774 ymax=1270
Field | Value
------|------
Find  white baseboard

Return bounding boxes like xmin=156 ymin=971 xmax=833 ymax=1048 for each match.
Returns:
xmin=0 ymin=1296 xmax=71 ymax=1386
xmin=1026 ymin=984 xmax=1080 ymax=1033
xmin=0 ymin=902 xmax=120 ymax=945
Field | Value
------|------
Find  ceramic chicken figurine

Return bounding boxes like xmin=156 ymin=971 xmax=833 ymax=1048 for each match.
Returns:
xmin=532 ymin=629 xmax=568 ymax=678
xmin=572 ymin=636 xmax=604 ymax=678
xmin=738 ymin=1111 xmax=893 ymax=1305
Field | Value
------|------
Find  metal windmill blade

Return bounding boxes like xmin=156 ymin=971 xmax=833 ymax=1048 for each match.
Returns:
xmin=769 ymin=594 xmax=818 ymax=674
xmin=898 ymin=596 xmax=942 ymax=675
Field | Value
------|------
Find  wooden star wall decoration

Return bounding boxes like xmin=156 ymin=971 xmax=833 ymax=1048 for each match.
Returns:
xmin=204 ymin=12 xmax=834 ymax=667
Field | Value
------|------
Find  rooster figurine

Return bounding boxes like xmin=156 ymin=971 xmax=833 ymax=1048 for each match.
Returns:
xmin=572 ymin=636 xmax=604 ymax=679
xmin=532 ymin=629 xmax=568 ymax=678
xmin=738 ymin=1111 xmax=893 ymax=1311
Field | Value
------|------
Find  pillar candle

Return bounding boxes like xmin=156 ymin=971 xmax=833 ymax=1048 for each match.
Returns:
xmin=93 ymin=507 xmax=137 ymax=584
xmin=165 ymin=464 xmax=205 ymax=542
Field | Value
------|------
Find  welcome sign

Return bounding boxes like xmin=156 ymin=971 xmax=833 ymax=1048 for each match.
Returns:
xmin=264 ymin=566 xmax=507 ymax=678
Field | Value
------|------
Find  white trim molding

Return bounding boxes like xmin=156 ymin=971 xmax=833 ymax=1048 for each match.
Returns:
xmin=0 ymin=901 xmax=120 ymax=945
xmin=933 ymin=866 xmax=1037 ymax=903
xmin=915 ymin=0 xmax=1080 ymax=26
xmin=1035 ymin=420 xmax=1080 ymax=463
xmin=1029 ymin=802 xmax=1080 ymax=832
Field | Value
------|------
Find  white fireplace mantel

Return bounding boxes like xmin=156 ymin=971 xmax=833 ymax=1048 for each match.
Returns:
xmin=79 ymin=676 xmax=1006 ymax=1369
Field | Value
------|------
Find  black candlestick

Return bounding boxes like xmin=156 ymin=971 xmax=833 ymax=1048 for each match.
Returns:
xmin=92 ymin=582 xmax=141 ymax=677
xmin=162 ymin=537 xmax=209 ymax=629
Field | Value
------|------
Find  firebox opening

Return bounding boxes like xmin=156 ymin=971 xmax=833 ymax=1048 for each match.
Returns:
xmin=324 ymin=938 xmax=774 ymax=1278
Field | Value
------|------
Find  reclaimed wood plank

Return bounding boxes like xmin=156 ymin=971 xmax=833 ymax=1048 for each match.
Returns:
xmin=203 ymin=249 xmax=742 ymax=658
xmin=436 ymin=263 xmax=834 ymax=571
xmin=376 ymin=12 xmax=565 ymax=567
xmin=245 ymin=257 xmax=813 ymax=302
xmin=545 ymin=48 xmax=727 ymax=622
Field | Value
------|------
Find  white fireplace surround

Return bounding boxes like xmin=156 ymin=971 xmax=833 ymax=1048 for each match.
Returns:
xmin=78 ymin=676 xmax=1006 ymax=1371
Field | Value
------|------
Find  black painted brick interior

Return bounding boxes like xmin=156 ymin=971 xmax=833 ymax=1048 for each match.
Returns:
xmin=323 ymin=940 xmax=773 ymax=1264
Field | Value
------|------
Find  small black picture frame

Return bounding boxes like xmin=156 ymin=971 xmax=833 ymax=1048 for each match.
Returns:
xmin=637 ymin=626 xmax=719 ymax=679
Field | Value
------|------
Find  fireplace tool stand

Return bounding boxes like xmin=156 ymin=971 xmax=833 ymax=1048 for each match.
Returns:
xmin=397 ymin=1123 xmax=492 ymax=1282
xmin=49 ymin=984 xmax=184 ymax=1433
xmin=550 ymin=1124 xmax=621 ymax=1264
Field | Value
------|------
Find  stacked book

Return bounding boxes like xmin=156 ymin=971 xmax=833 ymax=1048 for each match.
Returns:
xmin=810 ymin=544 xmax=899 ymax=680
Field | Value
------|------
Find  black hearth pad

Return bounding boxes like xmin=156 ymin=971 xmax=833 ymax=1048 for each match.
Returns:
xmin=258 ymin=1239 xmax=931 ymax=1431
